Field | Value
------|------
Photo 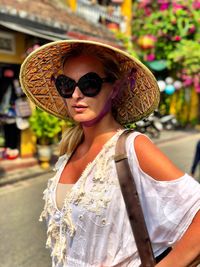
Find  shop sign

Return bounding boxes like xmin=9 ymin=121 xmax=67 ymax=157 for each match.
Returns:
xmin=0 ymin=31 xmax=15 ymax=54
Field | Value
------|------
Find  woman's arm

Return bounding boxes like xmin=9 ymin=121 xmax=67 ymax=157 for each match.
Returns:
xmin=134 ymin=135 xmax=184 ymax=181
xmin=134 ymin=135 xmax=200 ymax=267
xmin=156 ymin=211 xmax=200 ymax=267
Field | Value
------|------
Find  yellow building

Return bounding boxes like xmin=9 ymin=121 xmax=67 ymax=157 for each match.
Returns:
xmin=0 ymin=29 xmax=41 ymax=157
xmin=66 ymin=0 xmax=132 ymax=37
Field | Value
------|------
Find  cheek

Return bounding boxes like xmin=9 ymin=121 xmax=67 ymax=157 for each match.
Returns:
xmin=97 ymin=87 xmax=112 ymax=104
xmin=90 ymin=101 xmax=102 ymax=112
xmin=89 ymin=90 xmax=110 ymax=112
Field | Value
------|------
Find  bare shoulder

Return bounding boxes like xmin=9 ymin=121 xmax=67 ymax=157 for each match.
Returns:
xmin=134 ymin=134 xmax=184 ymax=181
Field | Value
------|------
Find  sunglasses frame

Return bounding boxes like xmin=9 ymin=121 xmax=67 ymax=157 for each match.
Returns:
xmin=52 ymin=72 xmax=114 ymax=98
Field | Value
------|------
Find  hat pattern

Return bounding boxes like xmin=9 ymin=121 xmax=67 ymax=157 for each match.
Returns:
xmin=112 ymin=57 xmax=160 ymax=124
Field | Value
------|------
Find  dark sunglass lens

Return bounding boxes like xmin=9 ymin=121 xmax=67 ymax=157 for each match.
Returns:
xmin=79 ymin=73 xmax=102 ymax=97
xmin=55 ymin=75 xmax=75 ymax=98
xmin=82 ymin=80 xmax=101 ymax=97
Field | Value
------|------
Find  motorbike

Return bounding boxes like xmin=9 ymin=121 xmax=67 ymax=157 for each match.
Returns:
xmin=153 ymin=110 xmax=179 ymax=130
xmin=134 ymin=113 xmax=163 ymax=138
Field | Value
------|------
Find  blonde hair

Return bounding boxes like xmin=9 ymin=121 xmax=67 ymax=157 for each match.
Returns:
xmin=60 ymin=123 xmax=84 ymax=156
xmin=59 ymin=43 xmax=121 ymax=156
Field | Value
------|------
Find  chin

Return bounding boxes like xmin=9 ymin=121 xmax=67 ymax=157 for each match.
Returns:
xmin=72 ymin=113 xmax=96 ymax=123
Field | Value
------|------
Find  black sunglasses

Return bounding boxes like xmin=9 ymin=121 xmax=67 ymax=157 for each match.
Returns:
xmin=52 ymin=72 xmax=114 ymax=98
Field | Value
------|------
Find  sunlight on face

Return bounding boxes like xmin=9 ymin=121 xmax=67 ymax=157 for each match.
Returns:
xmin=63 ymin=55 xmax=113 ymax=123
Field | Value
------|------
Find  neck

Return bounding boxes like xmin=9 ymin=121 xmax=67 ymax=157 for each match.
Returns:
xmin=81 ymin=113 xmax=123 ymax=147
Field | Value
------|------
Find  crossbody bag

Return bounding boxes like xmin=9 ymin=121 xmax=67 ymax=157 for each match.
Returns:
xmin=114 ymin=130 xmax=155 ymax=267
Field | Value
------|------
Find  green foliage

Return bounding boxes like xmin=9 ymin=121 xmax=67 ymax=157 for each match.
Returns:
xmin=0 ymin=136 xmax=4 ymax=147
xmin=167 ymin=40 xmax=200 ymax=75
xmin=131 ymin=1 xmax=199 ymax=61
xmin=115 ymin=32 xmax=139 ymax=59
xmin=29 ymin=108 xmax=65 ymax=145
xmin=130 ymin=1 xmax=200 ymax=125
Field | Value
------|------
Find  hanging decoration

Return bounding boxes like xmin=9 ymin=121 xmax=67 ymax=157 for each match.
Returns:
xmin=146 ymin=60 xmax=167 ymax=71
xmin=137 ymin=35 xmax=156 ymax=49
xmin=23 ymin=44 xmax=40 ymax=58
xmin=3 ymin=69 xmax=14 ymax=78
xmin=157 ymin=80 xmax=166 ymax=92
xmin=165 ymin=77 xmax=174 ymax=85
xmin=165 ymin=84 xmax=175 ymax=95
xmin=174 ymin=80 xmax=183 ymax=90
xmin=157 ymin=78 xmax=183 ymax=94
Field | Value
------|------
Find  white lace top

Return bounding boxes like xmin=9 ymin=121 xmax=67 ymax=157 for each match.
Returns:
xmin=39 ymin=130 xmax=200 ymax=267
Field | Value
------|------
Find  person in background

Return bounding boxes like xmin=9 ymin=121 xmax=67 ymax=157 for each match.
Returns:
xmin=19 ymin=40 xmax=200 ymax=267
xmin=191 ymin=140 xmax=200 ymax=178
xmin=0 ymin=70 xmax=19 ymax=159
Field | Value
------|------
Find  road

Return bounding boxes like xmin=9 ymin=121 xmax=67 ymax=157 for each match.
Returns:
xmin=0 ymin=131 xmax=199 ymax=267
xmin=0 ymin=174 xmax=51 ymax=267
xmin=157 ymin=132 xmax=200 ymax=177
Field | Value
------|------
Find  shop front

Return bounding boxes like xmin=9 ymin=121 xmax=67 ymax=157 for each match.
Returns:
xmin=0 ymin=63 xmax=21 ymax=159
xmin=0 ymin=27 xmax=48 ymax=160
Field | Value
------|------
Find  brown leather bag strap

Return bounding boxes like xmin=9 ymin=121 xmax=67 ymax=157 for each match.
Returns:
xmin=114 ymin=130 xmax=155 ymax=267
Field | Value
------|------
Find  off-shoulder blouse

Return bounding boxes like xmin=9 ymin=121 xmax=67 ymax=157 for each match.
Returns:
xmin=40 ymin=130 xmax=200 ymax=267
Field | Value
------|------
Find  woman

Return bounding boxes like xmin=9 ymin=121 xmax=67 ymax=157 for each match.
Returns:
xmin=20 ymin=40 xmax=200 ymax=267
xmin=191 ymin=140 xmax=200 ymax=177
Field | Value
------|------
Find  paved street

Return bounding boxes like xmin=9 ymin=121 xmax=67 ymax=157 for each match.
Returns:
xmin=0 ymin=131 xmax=199 ymax=267
xmin=157 ymin=132 xmax=200 ymax=179
xmin=0 ymin=173 xmax=52 ymax=267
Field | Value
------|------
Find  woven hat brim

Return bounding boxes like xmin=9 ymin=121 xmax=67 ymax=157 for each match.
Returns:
xmin=19 ymin=40 xmax=160 ymax=124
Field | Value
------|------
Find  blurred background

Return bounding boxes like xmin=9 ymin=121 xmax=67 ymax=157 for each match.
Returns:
xmin=0 ymin=0 xmax=199 ymax=266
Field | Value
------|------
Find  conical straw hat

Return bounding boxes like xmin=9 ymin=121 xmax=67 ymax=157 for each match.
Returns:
xmin=19 ymin=40 xmax=160 ymax=125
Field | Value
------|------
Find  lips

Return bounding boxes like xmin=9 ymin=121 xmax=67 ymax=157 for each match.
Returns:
xmin=72 ymin=104 xmax=87 ymax=108
xmin=72 ymin=104 xmax=88 ymax=112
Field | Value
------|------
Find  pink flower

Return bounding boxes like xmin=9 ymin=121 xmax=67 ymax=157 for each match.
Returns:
xmin=182 ymin=74 xmax=193 ymax=86
xmin=195 ymin=85 xmax=200 ymax=93
xmin=159 ymin=3 xmax=169 ymax=11
xmin=146 ymin=54 xmax=156 ymax=61
xmin=172 ymin=3 xmax=185 ymax=12
xmin=193 ymin=0 xmax=200 ymax=9
xmin=194 ymin=75 xmax=200 ymax=92
xmin=144 ymin=7 xmax=152 ymax=16
xmin=138 ymin=0 xmax=152 ymax=15
xmin=188 ymin=25 xmax=196 ymax=34
xmin=147 ymin=34 xmax=157 ymax=41
xmin=139 ymin=0 xmax=151 ymax=7
xmin=174 ymin=36 xmax=181 ymax=41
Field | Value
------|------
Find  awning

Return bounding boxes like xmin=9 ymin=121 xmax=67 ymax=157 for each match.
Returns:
xmin=0 ymin=20 xmax=123 ymax=49
xmin=0 ymin=21 xmax=68 ymax=41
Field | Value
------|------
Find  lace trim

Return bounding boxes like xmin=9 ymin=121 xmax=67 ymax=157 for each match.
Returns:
xmin=39 ymin=129 xmax=124 ymax=266
xmin=65 ymin=130 xmax=122 ymax=214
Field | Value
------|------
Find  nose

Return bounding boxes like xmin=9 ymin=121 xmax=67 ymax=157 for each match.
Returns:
xmin=72 ymin=86 xmax=84 ymax=99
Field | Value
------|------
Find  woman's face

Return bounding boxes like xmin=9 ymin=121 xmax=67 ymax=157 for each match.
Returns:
xmin=63 ymin=55 xmax=113 ymax=123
